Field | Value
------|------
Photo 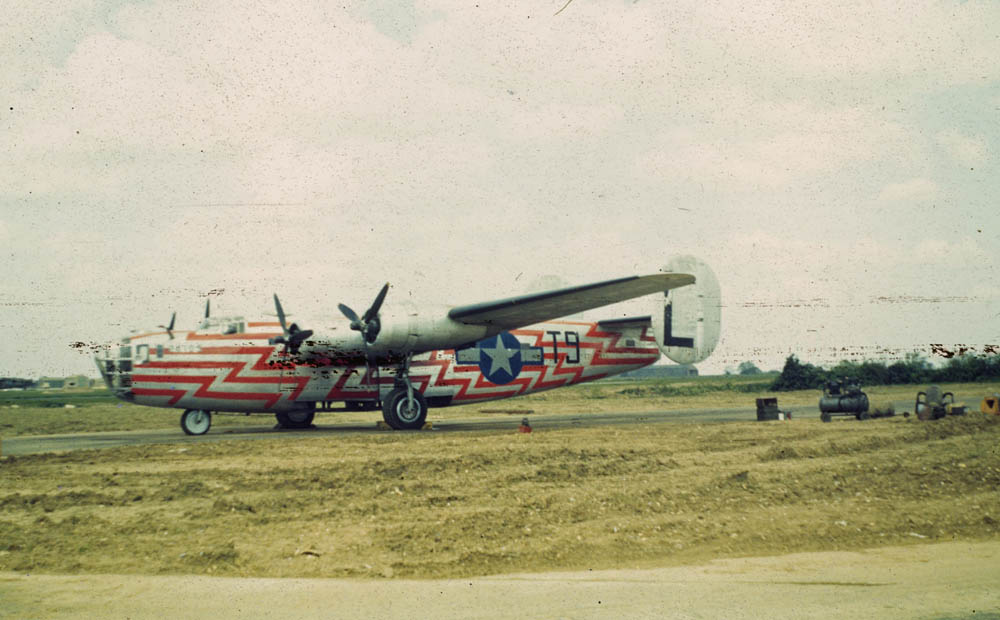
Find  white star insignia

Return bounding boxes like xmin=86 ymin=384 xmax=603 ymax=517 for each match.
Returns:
xmin=482 ymin=335 xmax=517 ymax=377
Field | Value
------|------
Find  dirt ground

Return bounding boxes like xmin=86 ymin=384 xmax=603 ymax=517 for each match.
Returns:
xmin=1 ymin=413 xmax=997 ymax=579
xmin=1 ymin=384 xmax=998 ymax=617
xmin=2 ymin=541 xmax=998 ymax=619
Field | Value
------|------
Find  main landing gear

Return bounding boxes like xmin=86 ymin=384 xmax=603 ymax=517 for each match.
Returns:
xmin=275 ymin=409 xmax=316 ymax=429
xmin=181 ymin=409 xmax=212 ymax=435
xmin=381 ymin=354 xmax=428 ymax=430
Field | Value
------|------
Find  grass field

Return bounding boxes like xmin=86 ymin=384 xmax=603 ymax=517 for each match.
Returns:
xmin=1 ymin=377 xmax=996 ymax=436
xmin=1 ymin=377 xmax=998 ymax=579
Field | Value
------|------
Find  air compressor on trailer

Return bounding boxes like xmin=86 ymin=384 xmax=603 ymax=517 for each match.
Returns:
xmin=819 ymin=379 xmax=890 ymax=422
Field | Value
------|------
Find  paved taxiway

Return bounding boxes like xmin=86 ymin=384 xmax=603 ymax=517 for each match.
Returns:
xmin=1 ymin=400 xmax=922 ymax=456
xmin=2 ymin=407 xmax=749 ymax=455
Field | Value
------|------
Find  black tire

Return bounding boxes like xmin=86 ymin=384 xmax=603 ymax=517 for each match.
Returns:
xmin=820 ymin=412 xmax=831 ymax=423
xmin=181 ymin=409 xmax=212 ymax=435
xmin=346 ymin=400 xmax=378 ymax=411
xmin=382 ymin=388 xmax=428 ymax=430
xmin=858 ymin=411 xmax=871 ymax=421
xmin=275 ymin=409 xmax=316 ymax=429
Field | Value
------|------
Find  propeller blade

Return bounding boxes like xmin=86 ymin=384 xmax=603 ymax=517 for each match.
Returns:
xmin=339 ymin=283 xmax=390 ymax=343
xmin=158 ymin=312 xmax=176 ymax=340
xmin=338 ymin=303 xmax=363 ymax=331
xmin=205 ymin=299 xmax=210 ymax=319
xmin=158 ymin=312 xmax=176 ymax=331
xmin=362 ymin=283 xmax=390 ymax=323
xmin=273 ymin=294 xmax=288 ymax=335
xmin=270 ymin=296 xmax=311 ymax=353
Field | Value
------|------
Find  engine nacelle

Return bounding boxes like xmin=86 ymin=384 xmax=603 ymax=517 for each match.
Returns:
xmin=650 ymin=255 xmax=722 ymax=364
xmin=358 ymin=303 xmax=489 ymax=358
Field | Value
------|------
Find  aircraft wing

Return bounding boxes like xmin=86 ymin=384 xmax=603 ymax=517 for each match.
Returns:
xmin=447 ymin=273 xmax=693 ymax=331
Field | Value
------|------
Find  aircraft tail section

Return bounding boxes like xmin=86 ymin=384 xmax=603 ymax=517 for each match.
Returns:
xmin=651 ymin=255 xmax=721 ymax=364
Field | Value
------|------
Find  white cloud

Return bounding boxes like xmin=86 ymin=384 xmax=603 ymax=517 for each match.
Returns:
xmin=935 ymin=130 xmax=990 ymax=168
xmin=1 ymin=0 xmax=998 ymax=377
xmin=876 ymin=177 xmax=939 ymax=204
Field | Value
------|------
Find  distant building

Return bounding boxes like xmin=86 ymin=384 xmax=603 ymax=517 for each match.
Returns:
xmin=33 ymin=375 xmax=93 ymax=389
xmin=620 ymin=364 xmax=698 ymax=379
xmin=64 ymin=375 xmax=93 ymax=388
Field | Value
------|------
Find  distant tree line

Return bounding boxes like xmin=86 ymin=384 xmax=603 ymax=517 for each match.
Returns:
xmin=0 ymin=377 xmax=34 ymax=390
xmin=770 ymin=353 xmax=1000 ymax=391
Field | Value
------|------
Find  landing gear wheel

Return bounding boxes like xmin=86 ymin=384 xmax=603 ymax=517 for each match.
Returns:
xmin=181 ymin=409 xmax=212 ymax=435
xmin=346 ymin=400 xmax=379 ymax=411
xmin=275 ymin=410 xmax=316 ymax=429
xmin=858 ymin=411 xmax=871 ymax=421
xmin=382 ymin=388 xmax=428 ymax=430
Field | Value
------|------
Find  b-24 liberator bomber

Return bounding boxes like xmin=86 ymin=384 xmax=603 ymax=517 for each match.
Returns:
xmin=95 ymin=256 xmax=721 ymax=435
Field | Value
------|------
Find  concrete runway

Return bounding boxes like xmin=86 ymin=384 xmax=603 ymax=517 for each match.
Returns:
xmin=1 ymin=406 xmax=754 ymax=456
xmin=1 ymin=400 xmax=922 ymax=456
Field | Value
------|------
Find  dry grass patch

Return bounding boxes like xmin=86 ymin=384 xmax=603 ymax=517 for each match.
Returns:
xmin=3 ymin=380 xmax=998 ymax=436
xmin=1 ymin=413 xmax=998 ymax=579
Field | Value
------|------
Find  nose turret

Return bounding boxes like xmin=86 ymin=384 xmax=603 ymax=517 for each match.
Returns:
xmin=95 ymin=338 xmax=136 ymax=401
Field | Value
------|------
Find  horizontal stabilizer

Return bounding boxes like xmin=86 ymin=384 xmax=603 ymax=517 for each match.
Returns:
xmin=597 ymin=315 xmax=652 ymax=328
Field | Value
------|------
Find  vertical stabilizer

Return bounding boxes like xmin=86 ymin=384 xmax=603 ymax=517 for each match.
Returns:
xmin=651 ymin=255 xmax=722 ymax=364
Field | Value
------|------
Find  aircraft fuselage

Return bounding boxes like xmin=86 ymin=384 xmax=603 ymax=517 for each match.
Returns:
xmin=97 ymin=318 xmax=660 ymax=414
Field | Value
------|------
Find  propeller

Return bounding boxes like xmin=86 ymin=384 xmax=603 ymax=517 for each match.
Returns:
xmin=205 ymin=299 xmax=210 ymax=319
xmin=269 ymin=294 xmax=314 ymax=354
xmin=338 ymin=283 xmax=390 ymax=387
xmin=338 ymin=283 xmax=389 ymax=344
xmin=158 ymin=312 xmax=176 ymax=340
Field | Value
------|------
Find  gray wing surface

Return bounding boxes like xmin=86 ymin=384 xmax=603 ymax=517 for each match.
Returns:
xmin=448 ymin=273 xmax=694 ymax=330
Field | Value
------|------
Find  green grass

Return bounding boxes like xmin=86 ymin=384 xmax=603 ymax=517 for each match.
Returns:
xmin=3 ymin=377 xmax=998 ymax=437
xmin=616 ymin=377 xmax=775 ymax=397
xmin=0 ymin=388 xmax=117 ymax=407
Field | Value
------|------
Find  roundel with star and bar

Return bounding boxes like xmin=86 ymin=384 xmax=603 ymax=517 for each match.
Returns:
xmin=476 ymin=331 xmax=524 ymax=385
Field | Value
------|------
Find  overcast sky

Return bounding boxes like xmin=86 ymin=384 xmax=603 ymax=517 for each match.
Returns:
xmin=2 ymin=0 xmax=998 ymax=378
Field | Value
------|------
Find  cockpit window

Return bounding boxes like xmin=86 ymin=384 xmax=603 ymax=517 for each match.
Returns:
xmin=224 ymin=323 xmax=240 ymax=335
xmin=118 ymin=345 xmax=131 ymax=359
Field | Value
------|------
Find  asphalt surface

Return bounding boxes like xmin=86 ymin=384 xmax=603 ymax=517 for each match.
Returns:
xmin=2 ymin=406 xmax=763 ymax=456
xmin=1 ymin=399 xmax=929 ymax=456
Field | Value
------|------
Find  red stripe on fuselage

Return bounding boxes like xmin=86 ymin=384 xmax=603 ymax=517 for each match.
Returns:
xmin=132 ymin=387 xmax=186 ymax=405
xmin=132 ymin=348 xmax=309 ymax=406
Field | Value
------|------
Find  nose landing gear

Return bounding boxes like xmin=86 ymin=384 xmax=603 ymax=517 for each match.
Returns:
xmin=181 ymin=409 xmax=212 ymax=435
